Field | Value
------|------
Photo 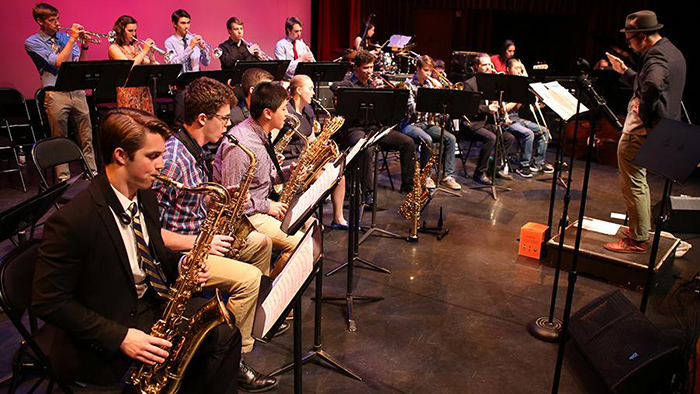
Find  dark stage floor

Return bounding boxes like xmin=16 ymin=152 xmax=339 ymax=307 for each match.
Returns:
xmin=1 ymin=150 xmax=699 ymax=394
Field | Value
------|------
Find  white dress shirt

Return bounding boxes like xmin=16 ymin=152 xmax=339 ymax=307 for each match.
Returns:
xmin=274 ymin=36 xmax=313 ymax=79
xmin=165 ymin=33 xmax=211 ymax=75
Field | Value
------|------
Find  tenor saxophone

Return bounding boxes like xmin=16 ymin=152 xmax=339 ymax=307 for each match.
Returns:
xmin=219 ymin=134 xmax=257 ymax=260
xmin=127 ymin=175 xmax=233 ymax=394
xmin=399 ymin=143 xmax=435 ymax=241
xmin=278 ymin=115 xmax=345 ymax=204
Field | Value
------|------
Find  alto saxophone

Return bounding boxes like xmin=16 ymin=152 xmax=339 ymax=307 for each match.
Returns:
xmin=219 ymin=134 xmax=257 ymax=260
xmin=273 ymin=115 xmax=307 ymax=167
xmin=279 ymin=114 xmax=345 ymax=204
xmin=127 ymin=175 xmax=233 ymax=394
xmin=399 ymin=143 xmax=435 ymax=241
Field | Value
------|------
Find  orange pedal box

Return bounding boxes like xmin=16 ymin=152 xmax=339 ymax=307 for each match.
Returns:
xmin=519 ymin=222 xmax=549 ymax=259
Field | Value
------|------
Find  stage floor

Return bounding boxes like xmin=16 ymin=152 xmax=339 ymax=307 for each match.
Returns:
xmin=1 ymin=150 xmax=699 ymax=393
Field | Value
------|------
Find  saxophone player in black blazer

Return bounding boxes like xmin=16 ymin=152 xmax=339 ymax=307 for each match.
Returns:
xmin=33 ymin=108 xmax=241 ymax=393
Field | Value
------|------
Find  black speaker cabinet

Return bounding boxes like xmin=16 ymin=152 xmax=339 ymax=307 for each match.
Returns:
xmin=653 ymin=195 xmax=700 ymax=233
xmin=569 ymin=290 xmax=681 ymax=394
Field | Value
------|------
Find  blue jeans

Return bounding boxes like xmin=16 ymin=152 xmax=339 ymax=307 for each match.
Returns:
xmin=504 ymin=114 xmax=549 ymax=167
xmin=400 ymin=122 xmax=456 ymax=177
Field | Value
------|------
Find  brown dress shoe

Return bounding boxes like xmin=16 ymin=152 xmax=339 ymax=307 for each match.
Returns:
xmin=604 ymin=238 xmax=647 ymax=254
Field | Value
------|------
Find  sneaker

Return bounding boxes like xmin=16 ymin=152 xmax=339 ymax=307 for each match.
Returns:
xmin=473 ymin=172 xmax=493 ymax=185
xmin=604 ymin=238 xmax=647 ymax=254
xmin=441 ymin=176 xmax=462 ymax=190
xmin=425 ymin=177 xmax=436 ymax=189
xmin=497 ymin=169 xmax=513 ymax=180
xmin=541 ymin=163 xmax=555 ymax=174
xmin=515 ymin=167 xmax=533 ymax=178
xmin=529 ymin=164 xmax=542 ymax=173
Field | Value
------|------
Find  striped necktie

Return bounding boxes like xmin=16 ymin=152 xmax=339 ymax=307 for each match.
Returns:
xmin=128 ymin=202 xmax=170 ymax=299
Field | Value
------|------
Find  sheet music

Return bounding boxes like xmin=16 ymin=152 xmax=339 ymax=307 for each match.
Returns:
xmin=365 ymin=125 xmax=395 ymax=147
xmin=260 ymin=223 xmax=317 ymax=336
xmin=345 ymin=137 xmax=368 ymax=166
xmin=287 ymin=162 xmax=341 ymax=227
xmin=530 ymin=81 xmax=588 ymax=121
xmin=579 ymin=217 xmax=620 ymax=236
xmin=388 ymin=35 xmax=412 ymax=48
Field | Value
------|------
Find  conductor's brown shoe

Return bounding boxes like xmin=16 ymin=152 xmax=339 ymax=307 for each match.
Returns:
xmin=621 ymin=227 xmax=649 ymax=241
xmin=604 ymin=238 xmax=647 ymax=254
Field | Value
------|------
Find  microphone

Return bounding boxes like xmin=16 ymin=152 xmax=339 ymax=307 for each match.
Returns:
xmin=576 ymin=58 xmax=590 ymax=74
xmin=576 ymin=58 xmax=623 ymax=131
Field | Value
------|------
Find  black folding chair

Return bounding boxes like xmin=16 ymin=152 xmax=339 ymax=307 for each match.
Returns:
xmin=0 ymin=240 xmax=75 ymax=394
xmin=34 ymin=87 xmax=53 ymax=139
xmin=0 ymin=88 xmax=38 ymax=192
xmin=31 ymin=137 xmax=94 ymax=207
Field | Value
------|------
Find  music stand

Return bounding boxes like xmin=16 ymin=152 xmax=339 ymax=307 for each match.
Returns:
xmin=173 ymin=70 xmax=237 ymax=88
xmin=230 ymin=60 xmax=290 ymax=84
xmin=270 ymin=158 xmax=362 ymax=381
xmin=251 ymin=221 xmax=322 ymax=394
xmin=54 ymin=60 xmax=134 ymax=167
xmin=0 ymin=181 xmax=70 ymax=245
xmin=633 ymin=118 xmax=700 ymax=313
xmin=416 ymin=88 xmax=481 ymax=198
xmin=125 ymin=64 xmax=182 ymax=102
xmin=475 ymin=73 xmax=535 ymax=200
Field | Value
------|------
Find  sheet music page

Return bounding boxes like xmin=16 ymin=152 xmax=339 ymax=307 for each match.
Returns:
xmin=530 ymin=81 xmax=588 ymax=121
xmin=345 ymin=137 xmax=368 ymax=166
xmin=288 ymin=162 xmax=341 ymax=226
xmin=388 ymin=35 xmax=412 ymax=48
xmin=260 ymin=226 xmax=316 ymax=336
xmin=579 ymin=217 xmax=621 ymax=236
xmin=366 ymin=125 xmax=395 ymax=147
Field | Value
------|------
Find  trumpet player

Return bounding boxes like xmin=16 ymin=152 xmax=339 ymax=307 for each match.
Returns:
xmin=503 ymin=58 xmax=553 ymax=176
xmin=25 ymin=3 xmax=98 ymax=181
xmin=274 ymin=16 xmax=315 ymax=79
xmin=164 ymin=9 xmax=210 ymax=74
xmin=219 ymin=17 xmax=260 ymax=70
xmin=400 ymin=55 xmax=461 ymax=190
xmin=108 ymin=16 xmax=157 ymax=65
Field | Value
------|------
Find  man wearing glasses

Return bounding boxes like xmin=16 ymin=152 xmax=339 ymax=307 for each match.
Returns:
xmin=604 ymin=10 xmax=686 ymax=253
xmin=154 ymin=77 xmax=281 ymax=392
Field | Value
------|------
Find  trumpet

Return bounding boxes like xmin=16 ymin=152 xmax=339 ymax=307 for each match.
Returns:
xmin=186 ymin=32 xmax=222 ymax=59
xmin=133 ymin=36 xmax=173 ymax=63
xmin=242 ymin=39 xmax=273 ymax=61
xmin=59 ymin=27 xmax=110 ymax=44
xmin=431 ymin=71 xmax=464 ymax=90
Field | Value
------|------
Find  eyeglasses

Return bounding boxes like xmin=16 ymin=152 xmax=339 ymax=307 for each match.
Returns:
xmin=208 ymin=113 xmax=231 ymax=124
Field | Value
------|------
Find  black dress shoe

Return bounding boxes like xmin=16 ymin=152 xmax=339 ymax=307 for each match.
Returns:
xmin=239 ymin=360 xmax=279 ymax=392
xmin=473 ymin=172 xmax=493 ymax=185
xmin=274 ymin=321 xmax=290 ymax=337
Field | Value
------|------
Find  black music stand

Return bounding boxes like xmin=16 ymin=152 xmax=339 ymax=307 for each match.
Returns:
xmin=296 ymin=62 xmax=350 ymax=110
xmin=125 ymin=64 xmax=182 ymax=102
xmin=174 ymin=70 xmax=237 ymax=87
xmin=475 ymin=73 xmax=535 ymax=200
xmin=270 ymin=158 xmax=362 ymax=381
xmin=230 ymin=60 xmax=290 ymax=84
xmin=251 ymin=221 xmax=322 ymax=394
xmin=54 ymin=60 xmax=134 ymax=167
xmin=633 ymin=118 xmax=700 ymax=313
xmin=416 ymin=88 xmax=482 ymax=198
xmin=0 ymin=181 xmax=70 ymax=245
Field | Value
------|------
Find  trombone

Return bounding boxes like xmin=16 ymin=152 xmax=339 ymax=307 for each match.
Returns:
xmin=186 ymin=32 xmax=222 ymax=59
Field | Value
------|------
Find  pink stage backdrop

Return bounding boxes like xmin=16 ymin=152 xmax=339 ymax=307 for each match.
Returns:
xmin=1 ymin=0 xmax=311 ymax=98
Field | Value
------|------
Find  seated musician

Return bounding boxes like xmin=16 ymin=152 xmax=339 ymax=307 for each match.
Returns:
xmin=274 ymin=16 xmax=314 ymax=79
xmin=490 ymin=39 xmax=516 ymax=73
xmin=231 ymin=67 xmax=275 ymax=127
xmin=34 ymin=108 xmax=240 ymax=393
xmin=434 ymin=58 xmax=446 ymax=76
xmin=400 ymin=55 xmax=461 ymax=190
xmin=331 ymin=50 xmax=416 ymax=200
xmin=215 ymin=81 xmax=304 ymax=278
xmin=280 ymin=74 xmax=348 ymax=229
xmin=503 ymin=58 xmax=553 ymax=177
xmin=462 ymin=53 xmax=515 ymax=185
xmin=218 ymin=17 xmax=260 ymax=70
xmin=155 ymin=77 xmax=279 ymax=392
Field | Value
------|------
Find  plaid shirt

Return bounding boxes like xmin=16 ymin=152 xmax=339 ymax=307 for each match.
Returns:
xmin=155 ymin=136 xmax=208 ymax=235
